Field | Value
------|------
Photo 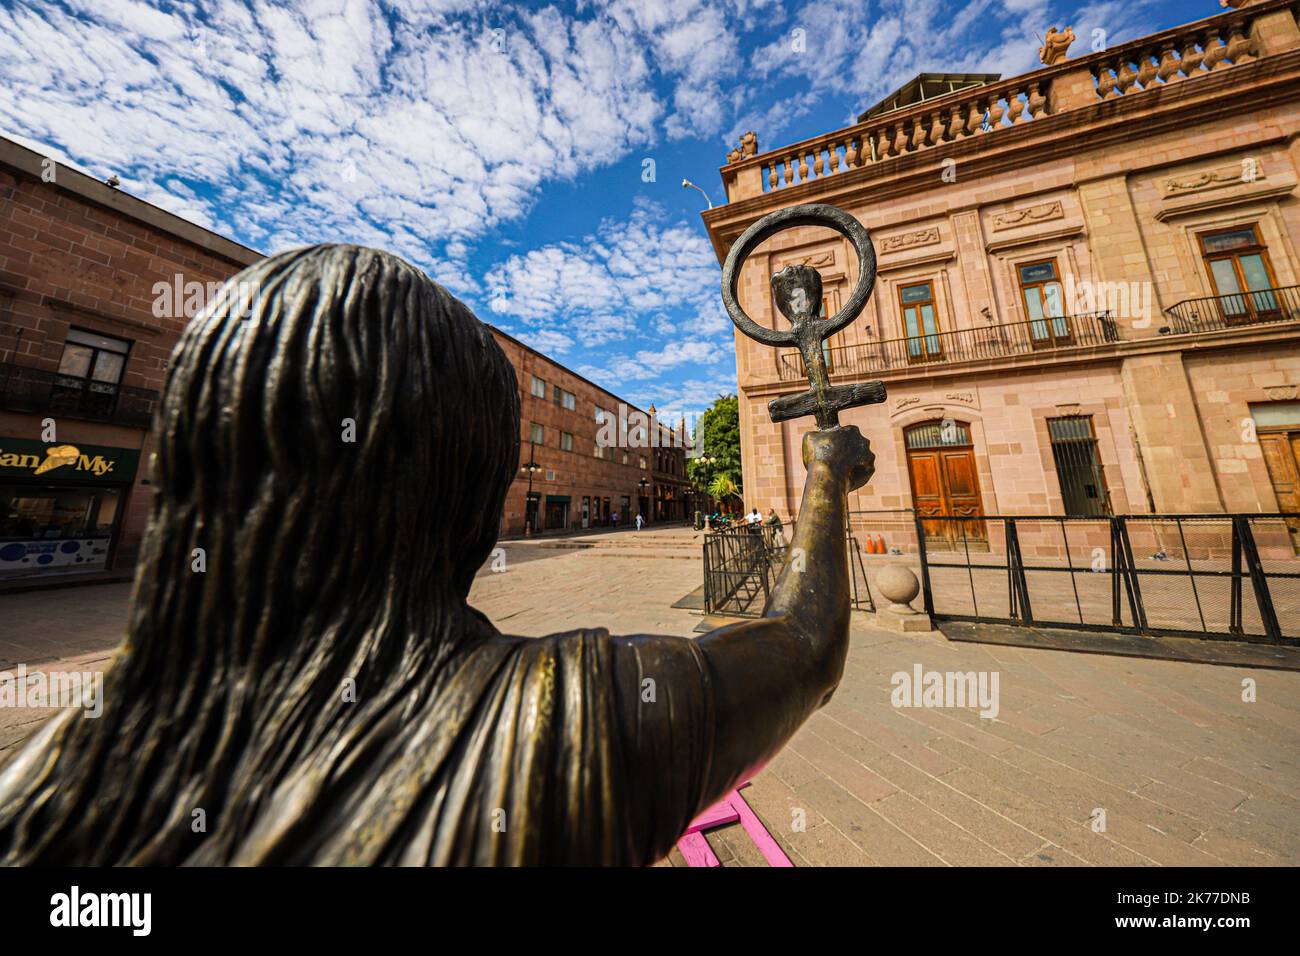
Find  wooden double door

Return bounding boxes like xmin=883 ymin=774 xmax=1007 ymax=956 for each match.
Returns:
xmin=905 ymin=422 xmax=987 ymax=548
xmin=1260 ymin=428 xmax=1300 ymax=551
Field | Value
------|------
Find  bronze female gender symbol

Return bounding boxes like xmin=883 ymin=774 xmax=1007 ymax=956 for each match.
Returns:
xmin=721 ymin=203 xmax=886 ymax=429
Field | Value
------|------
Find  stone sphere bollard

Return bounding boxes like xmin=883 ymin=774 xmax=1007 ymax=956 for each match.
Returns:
xmin=876 ymin=564 xmax=921 ymax=612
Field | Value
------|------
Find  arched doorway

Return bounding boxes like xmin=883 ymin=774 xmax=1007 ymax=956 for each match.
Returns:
xmin=905 ymin=420 xmax=987 ymax=549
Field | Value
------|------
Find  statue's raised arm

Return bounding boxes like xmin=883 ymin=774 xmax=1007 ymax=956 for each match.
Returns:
xmin=577 ymin=204 xmax=886 ymax=860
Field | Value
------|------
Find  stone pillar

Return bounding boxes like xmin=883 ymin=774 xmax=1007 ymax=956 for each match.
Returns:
xmin=740 ymin=391 xmax=789 ymax=519
xmin=1250 ymin=8 xmax=1300 ymax=57
xmin=950 ymin=210 xmax=997 ymax=321
xmin=723 ymin=164 xmax=765 ymax=202
xmin=1047 ymin=66 xmax=1097 ymax=114
xmin=1119 ymin=352 xmax=1223 ymax=513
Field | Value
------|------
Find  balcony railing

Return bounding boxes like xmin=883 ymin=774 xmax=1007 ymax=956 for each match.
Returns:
xmin=776 ymin=311 xmax=1118 ymax=382
xmin=743 ymin=70 xmax=1055 ymax=196
xmin=721 ymin=0 xmax=1285 ymax=202
xmin=1163 ymin=285 xmax=1300 ymax=334
xmin=0 ymin=362 xmax=160 ymax=429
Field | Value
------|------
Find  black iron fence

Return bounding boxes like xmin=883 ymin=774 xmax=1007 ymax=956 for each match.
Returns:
xmin=0 ymin=362 xmax=159 ymax=429
xmin=1164 ymin=284 xmax=1300 ymax=334
xmin=777 ymin=312 xmax=1118 ymax=382
xmin=703 ymin=525 xmax=786 ymax=617
xmin=846 ymin=527 xmax=876 ymax=612
xmin=918 ymin=513 xmax=1299 ymax=645
xmin=702 ymin=522 xmax=875 ymax=616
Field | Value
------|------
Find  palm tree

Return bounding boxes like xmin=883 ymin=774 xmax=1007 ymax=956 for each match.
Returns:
xmin=708 ymin=473 xmax=740 ymax=510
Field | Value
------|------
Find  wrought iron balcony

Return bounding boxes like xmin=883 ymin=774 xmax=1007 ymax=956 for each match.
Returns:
xmin=0 ymin=362 xmax=160 ymax=429
xmin=776 ymin=311 xmax=1119 ymax=382
xmin=1162 ymin=285 xmax=1300 ymax=335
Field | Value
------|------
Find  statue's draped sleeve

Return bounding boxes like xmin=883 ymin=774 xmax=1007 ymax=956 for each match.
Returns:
xmin=415 ymin=627 xmax=723 ymax=866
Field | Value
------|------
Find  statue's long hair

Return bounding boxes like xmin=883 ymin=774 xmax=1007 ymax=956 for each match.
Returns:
xmin=0 ymin=245 xmax=520 ymax=864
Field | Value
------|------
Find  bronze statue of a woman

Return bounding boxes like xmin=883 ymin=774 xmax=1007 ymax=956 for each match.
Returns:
xmin=0 ymin=227 xmax=876 ymax=864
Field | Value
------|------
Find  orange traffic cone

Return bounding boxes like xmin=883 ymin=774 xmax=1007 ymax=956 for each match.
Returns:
xmin=876 ymin=534 xmax=887 ymax=553
xmin=866 ymin=535 xmax=878 ymax=555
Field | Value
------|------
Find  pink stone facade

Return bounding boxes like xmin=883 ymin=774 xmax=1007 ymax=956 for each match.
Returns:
xmin=703 ymin=0 xmax=1300 ymax=540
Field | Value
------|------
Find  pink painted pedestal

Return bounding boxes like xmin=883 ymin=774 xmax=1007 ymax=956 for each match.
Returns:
xmin=675 ymin=783 xmax=793 ymax=867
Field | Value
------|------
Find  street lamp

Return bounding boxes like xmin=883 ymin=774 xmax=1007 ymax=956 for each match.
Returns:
xmin=520 ymin=441 xmax=541 ymax=534
xmin=695 ymin=454 xmax=718 ymax=522
xmin=681 ymin=179 xmax=714 ymax=210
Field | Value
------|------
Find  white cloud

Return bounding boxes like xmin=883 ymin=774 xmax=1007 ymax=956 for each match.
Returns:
xmin=485 ymin=198 xmax=723 ymax=347
xmin=744 ymin=0 xmax=1153 ymax=117
xmin=606 ymin=0 xmax=744 ymax=140
xmin=580 ymin=337 xmax=724 ymax=382
xmin=623 ymin=371 xmax=739 ymax=426
xmin=513 ymin=327 xmax=576 ymax=355
xmin=0 ymin=0 xmax=672 ymax=283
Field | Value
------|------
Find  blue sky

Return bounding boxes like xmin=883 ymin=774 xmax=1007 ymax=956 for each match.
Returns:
xmin=0 ymin=0 xmax=1190 ymax=421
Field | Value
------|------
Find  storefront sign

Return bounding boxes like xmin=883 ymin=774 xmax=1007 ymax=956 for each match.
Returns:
xmin=0 ymin=439 xmax=140 ymax=484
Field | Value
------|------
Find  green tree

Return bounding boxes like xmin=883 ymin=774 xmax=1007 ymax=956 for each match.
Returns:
xmin=707 ymin=473 xmax=740 ymax=506
xmin=688 ymin=393 xmax=743 ymax=505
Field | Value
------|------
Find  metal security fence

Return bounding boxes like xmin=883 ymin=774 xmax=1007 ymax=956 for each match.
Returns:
xmin=847 ymin=528 xmax=876 ymax=612
xmin=918 ymin=514 xmax=1299 ymax=645
xmin=703 ymin=526 xmax=786 ymax=617
xmin=702 ymin=522 xmax=876 ymax=617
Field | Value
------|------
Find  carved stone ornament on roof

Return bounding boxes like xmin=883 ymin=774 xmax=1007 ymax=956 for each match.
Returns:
xmin=1038 ymin=26 xmax=1076 ymax=65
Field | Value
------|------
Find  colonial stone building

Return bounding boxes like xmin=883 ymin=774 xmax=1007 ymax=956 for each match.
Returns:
xmin=702 ymin=0 xmax=1300 ymax=553
xmin=0 ymin=134 xmax=672 ymax=582
xmin=648 ymin=406 xmax=692 ymax=524
xmin=493 ymin=330 xmax=669 ymax=537
xmin=0 ymin=135 xmax=260 ymax=582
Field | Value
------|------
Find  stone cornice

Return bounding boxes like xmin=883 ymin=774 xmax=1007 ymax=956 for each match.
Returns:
xmin=0 ymin=135 xmax=263 ymax=269
xmin=876 ymin=249 xmax=957 ymax=272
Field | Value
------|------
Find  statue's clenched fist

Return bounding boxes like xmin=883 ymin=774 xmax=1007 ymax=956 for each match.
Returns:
xmin=803 ymin=426 xmax=875 ymax=492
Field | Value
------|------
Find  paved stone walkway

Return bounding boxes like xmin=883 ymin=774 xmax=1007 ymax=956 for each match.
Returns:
xmin=2 ymin=526 xmax=1297 ymax=866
